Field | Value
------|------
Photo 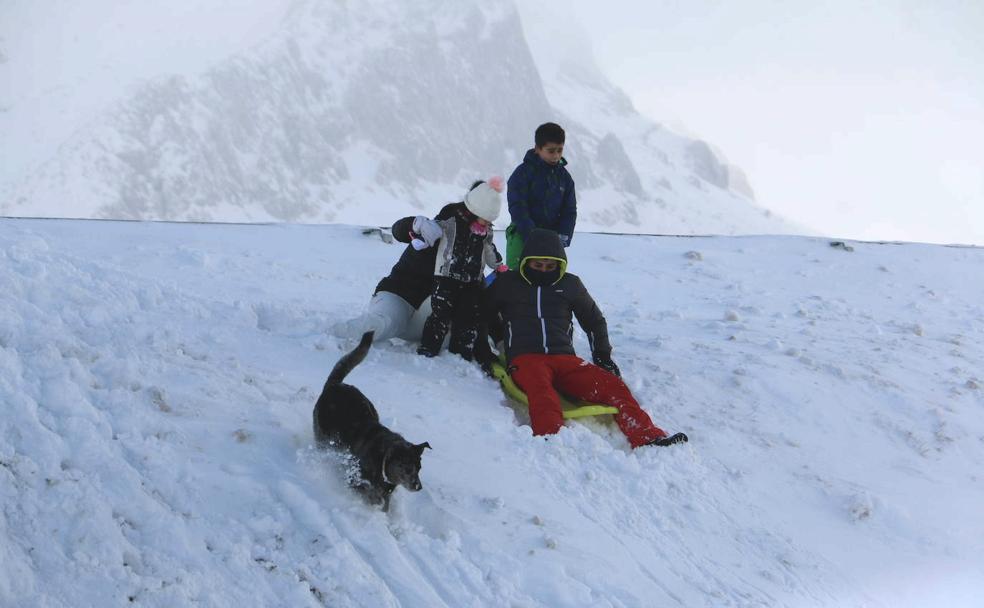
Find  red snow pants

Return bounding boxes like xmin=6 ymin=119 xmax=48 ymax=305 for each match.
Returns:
xmin=510 ymin=353 xmax=668 ymax=448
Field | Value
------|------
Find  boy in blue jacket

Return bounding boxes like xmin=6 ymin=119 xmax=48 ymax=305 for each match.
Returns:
xmin=505 ymin=122 xmax=577 ymax=269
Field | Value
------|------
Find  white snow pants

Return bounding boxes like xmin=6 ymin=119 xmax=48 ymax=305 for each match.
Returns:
xmin=332 ymin=291 xmax=432 ymax=342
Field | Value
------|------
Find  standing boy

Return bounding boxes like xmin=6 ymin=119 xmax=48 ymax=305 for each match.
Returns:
xmin=505 ymin=122 xmax=577 ymax=270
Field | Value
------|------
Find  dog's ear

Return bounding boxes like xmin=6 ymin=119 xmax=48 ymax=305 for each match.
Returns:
xmin=416 ymin=442 xmax=431 ymax=452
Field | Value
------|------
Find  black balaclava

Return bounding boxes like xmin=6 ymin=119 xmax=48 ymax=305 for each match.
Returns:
xmin=524 ymin=263 xmax=561 ymax=286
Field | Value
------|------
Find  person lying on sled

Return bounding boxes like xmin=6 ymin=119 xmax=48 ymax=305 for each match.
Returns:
xmin=476 ymin=228 xmax=688 ymax=449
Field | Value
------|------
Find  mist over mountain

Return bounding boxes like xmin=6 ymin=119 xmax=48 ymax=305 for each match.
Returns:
xmin=1 ymin=0 xmax=797 ymax=234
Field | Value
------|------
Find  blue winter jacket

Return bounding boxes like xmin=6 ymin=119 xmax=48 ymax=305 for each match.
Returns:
xmin=506 ymin=149 xmax=577 ymax=244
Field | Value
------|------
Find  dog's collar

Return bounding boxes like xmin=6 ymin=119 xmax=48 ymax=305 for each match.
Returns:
xmin=380 ymin=448 xmax=394 ymax=485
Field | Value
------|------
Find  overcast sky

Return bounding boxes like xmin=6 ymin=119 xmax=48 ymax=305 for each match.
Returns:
xmin=552 ymin=0 xmax=984 ymax=245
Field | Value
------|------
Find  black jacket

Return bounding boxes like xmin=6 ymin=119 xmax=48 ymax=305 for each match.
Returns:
xmin=433 ymin=207 xmax=501 ymax=283
xmin=374 ymin=203 xmax=459 ymax=308
xmin=483 ymin=229 xmax=611 ymax=363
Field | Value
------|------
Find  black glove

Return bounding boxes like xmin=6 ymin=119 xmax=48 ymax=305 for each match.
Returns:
xmin=474 ymin=340 xmax=498 ymax=378
xmin=592 ymin=353 xmax=621 ymax=377
xmin=477 ymin=359 xmax=494 ymax=378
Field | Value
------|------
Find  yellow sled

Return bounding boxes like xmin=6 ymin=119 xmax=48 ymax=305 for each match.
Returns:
xmin=490 ymin=361 xmax=619 ymax=419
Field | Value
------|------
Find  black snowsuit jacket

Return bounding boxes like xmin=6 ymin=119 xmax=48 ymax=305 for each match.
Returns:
xmin=481 ymin=229 xmax=612 ymax=365
xmin=432 ymin=209 xmax=502 ymax=283
xmin=373 ymin=203 xmax=460 ymax=308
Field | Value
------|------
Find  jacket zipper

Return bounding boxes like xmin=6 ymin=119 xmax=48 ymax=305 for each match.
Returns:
xmin=537 ymin=286 xmax=548 ymax=353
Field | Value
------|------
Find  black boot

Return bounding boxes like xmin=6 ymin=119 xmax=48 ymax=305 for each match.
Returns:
xmin=448 ymin=326 xmax=477 ymax=361
xmin=648 ymin=432 xmax=689 ymax=447
xmin=417 ymin=319 xmax=443 ymax=357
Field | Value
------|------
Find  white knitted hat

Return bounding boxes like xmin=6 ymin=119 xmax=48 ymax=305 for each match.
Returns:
xmin=464 ymin=176 xmax=504 ymax=222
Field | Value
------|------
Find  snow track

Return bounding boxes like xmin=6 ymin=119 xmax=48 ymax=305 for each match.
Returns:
xmin=2 ymin=219 xmax=983 ymax=606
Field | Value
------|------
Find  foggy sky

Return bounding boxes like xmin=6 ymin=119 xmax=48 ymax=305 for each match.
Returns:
xmin=525 ymin=0 xmax=984 ymax=245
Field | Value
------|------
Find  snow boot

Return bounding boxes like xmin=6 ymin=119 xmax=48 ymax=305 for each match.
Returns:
xmin=648 ymin=432 xmax=689 ymax=447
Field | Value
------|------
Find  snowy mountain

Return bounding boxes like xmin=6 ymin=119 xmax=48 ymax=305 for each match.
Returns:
xmin=2 ymin=217 xmax=983 ymax=606
xmin=0 ymin=0 xmax=794 ymax=235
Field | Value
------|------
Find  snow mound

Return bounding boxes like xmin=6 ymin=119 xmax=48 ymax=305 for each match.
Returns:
xmin=2 ymin=218 xmax=983 ymax=607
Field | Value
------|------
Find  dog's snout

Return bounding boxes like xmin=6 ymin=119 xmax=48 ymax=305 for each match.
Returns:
xmin=409 ymin=480 xmax=422 ymax=491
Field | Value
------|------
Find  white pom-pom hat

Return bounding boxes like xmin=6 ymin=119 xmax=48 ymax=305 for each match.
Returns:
xmin=464 ymin=176 xmax=504 ymax=222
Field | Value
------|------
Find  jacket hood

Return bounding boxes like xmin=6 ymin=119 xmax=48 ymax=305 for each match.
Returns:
xmin=519 ymin=229 xmax=568 ymax=284
xmin=523 ymin=148 xmax=568 ymax=168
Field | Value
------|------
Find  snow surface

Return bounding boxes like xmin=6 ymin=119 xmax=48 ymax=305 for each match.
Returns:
xmin=2 ymin=218 xmax=983 ymax=607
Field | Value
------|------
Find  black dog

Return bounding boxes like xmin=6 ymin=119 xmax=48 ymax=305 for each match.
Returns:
xmin=313 ymin=331 xmax=430 ymax=511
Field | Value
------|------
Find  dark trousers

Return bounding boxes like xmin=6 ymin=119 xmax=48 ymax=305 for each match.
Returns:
xmin=419 ymin=277 xmax=482 ymax=359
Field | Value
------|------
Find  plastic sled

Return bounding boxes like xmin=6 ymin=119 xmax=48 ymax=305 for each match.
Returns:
xmin=490 ymin=361 xmax=619 ymax=419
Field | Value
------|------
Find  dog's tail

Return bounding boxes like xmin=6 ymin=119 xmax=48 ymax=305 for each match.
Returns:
xmin=325 ymin=331 xmax=374 ymax=387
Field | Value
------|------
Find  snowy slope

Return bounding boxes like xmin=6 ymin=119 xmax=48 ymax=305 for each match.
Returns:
xmin=0 ymin=0 xmax=796 ymax=235
xmin=2 ymin=218 xmax=983 ymax=607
